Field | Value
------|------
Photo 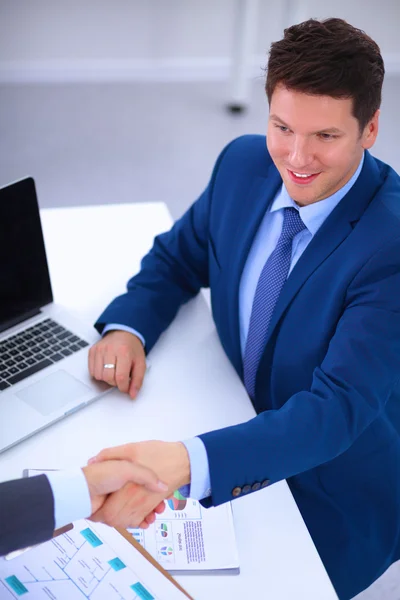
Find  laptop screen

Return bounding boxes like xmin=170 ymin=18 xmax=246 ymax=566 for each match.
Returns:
xmin=0 ymin=178 xmax=53 ymax=333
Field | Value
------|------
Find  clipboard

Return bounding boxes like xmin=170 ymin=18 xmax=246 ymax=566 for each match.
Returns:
xmin=116 ymin=527 xmax=194 ymax=600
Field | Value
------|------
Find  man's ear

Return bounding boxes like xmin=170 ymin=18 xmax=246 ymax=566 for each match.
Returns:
xmin=362 ymin=109 xmax=380 ymax=150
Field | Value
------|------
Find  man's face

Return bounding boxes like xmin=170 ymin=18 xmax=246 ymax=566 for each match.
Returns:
xmin=267 ymin=84 xmax=379 ymax=206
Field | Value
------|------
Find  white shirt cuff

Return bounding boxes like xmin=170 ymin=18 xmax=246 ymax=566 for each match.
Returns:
xmin=46 ymin=468 xmax=92 ymax=529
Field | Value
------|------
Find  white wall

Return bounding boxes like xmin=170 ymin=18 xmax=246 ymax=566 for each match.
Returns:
xmin=0 ymin=0 xmax=399 ymax=81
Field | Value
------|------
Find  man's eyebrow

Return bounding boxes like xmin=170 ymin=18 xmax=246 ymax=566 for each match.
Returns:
xmin=269 ymin=114 xmax=290 ymax=127
xmin=269 ymin=114 xmax=343 ymax=134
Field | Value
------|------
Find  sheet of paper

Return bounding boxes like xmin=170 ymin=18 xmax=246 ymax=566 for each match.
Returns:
xmin=0 ymin=519 xmax=189 ymax=599
xmin=127 ymin=490 xmax=240 ymax=574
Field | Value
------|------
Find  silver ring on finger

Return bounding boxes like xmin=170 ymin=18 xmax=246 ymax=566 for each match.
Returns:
xmin=103 ymin=363 xmax=116 ymax=369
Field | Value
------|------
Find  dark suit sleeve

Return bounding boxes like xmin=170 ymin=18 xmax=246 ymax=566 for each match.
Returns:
xmin=94 ymin=140 xmax=235 ymax=353
xmin=0 ymin=475 xmax=55 ymax=556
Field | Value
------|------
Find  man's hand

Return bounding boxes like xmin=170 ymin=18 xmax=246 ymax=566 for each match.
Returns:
xmin=88 ymin=441 xmax=191 ymax=529
xmin=88 ymin=330 xmax=146 ymax=399
xmin=82 ymin=459 xmax=168 ymax=515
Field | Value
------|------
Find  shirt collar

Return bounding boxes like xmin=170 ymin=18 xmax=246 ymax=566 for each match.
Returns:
xmin=270 ymin=152 xmax=365 ymax=235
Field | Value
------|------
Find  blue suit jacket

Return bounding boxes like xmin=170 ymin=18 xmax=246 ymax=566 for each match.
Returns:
xmin=96 ymin=135 xmax=400 ymax=599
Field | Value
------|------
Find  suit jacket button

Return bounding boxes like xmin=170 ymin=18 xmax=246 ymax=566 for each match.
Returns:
xmin=261 ymin=479 xmax=271 ymax=488
xmin=251 ymin=482 xmax=261 ymax=492
xmin=232 ymin=486 xmax=242 ymax=497
xmin=242 ymin=484 xmax=251 ymax=494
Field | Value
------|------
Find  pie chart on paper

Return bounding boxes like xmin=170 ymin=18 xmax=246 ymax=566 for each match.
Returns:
xmin=167 ymin=490 xmax=187 ymax=511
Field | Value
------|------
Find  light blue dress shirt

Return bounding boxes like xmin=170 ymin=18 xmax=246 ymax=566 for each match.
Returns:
xmin=103 ymin=323 xmax=145 ymax=347
xmin=98 ymin=154 xmax=365 ymax=505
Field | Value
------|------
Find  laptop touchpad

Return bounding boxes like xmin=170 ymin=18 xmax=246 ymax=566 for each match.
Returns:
xmin=17 ymin=370 xmax=90 ymax=416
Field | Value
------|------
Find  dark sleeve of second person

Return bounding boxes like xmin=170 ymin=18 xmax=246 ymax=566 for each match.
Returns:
xmin=0 ymin=474 xmax=55 ymax=556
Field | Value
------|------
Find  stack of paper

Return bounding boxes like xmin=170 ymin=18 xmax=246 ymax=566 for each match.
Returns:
xmin=128 ymin=491 xmax=240 ymax=575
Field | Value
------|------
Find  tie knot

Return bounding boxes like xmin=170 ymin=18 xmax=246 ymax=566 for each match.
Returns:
xmin=281 ymin=207 xmax=306 ymax=240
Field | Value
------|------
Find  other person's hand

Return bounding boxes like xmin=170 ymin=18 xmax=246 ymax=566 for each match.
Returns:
xmin=88 ymin=330 xmax=146 ymax=399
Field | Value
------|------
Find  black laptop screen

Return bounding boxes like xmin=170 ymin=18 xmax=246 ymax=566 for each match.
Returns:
xmin=0 ymin=178 xmax=53 ymax=332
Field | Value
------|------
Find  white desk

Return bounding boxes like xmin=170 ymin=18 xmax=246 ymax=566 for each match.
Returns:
xmin=0 ymin=203 xmax=337 ymax=599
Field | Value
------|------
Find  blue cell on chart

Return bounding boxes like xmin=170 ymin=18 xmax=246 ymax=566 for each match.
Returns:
xmin=80 ymin=527 xmax=103 ymax=547
xmin=5 ymin=575 xmax=28 ymax=595
xmin=108 ymin=557 xmax=126 ymax=571
xmin=130 ymin=581 xmax=155 ymax=599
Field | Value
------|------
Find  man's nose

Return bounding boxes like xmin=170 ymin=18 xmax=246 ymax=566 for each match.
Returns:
xmin=288 ymin=137 xmax=313 ymax=169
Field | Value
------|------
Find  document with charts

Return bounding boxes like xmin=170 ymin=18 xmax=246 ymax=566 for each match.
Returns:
xmin=127 ymin=491 xmax=240 ymax=574
xmin=0 ymin=519 xmax=190 ymax=599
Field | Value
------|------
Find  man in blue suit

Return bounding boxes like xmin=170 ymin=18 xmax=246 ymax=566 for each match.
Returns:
xmin=88 ymin=18 xmax=400 ymax=599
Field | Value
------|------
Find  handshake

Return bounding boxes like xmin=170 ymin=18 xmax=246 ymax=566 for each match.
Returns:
xmin=82 ymin=440 xmax=191 ymax=529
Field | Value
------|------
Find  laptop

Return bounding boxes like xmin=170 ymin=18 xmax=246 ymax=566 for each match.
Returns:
xmin=0 ymin=177 xmax=110 ymax=453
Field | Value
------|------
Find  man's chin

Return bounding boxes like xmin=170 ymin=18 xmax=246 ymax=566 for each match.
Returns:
xmin=283 ymin=181 xmax=320 ymax=206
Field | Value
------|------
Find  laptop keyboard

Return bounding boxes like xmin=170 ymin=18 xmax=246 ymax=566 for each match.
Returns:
xmin=0 ymin=318 xmax=89 ymax=392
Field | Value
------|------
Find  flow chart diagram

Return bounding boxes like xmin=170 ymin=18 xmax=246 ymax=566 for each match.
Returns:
xmin=1 ymin=521 xmax=158 ymax=600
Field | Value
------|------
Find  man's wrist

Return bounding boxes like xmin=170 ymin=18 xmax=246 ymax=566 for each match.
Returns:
xmin=171 ymin=442 xmax=191 ymax=490
xmin=181 ymin=437 xmax=211 ymax=500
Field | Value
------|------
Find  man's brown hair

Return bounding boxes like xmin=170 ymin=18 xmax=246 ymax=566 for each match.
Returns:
xmin=266 ymin=18 xmax=385 ymax=132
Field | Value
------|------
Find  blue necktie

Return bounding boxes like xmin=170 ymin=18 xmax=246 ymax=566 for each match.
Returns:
xmin=243 ymin=207 xmax=306 ymax=398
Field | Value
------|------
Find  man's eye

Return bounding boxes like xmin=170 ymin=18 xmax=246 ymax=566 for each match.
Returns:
xmin=275 ymin=125 xmax=289 ymax=133
xmin=319 ymin=133 xmax=337 ymax=140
